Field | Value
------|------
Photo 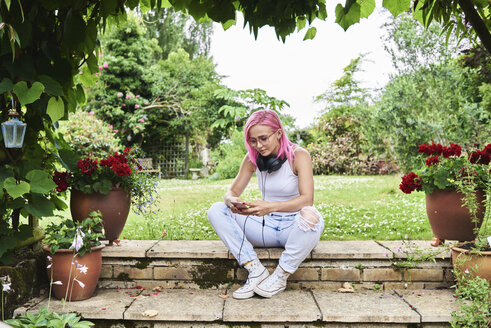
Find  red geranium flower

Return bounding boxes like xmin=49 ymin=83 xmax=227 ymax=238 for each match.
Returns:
xmin=77 ymin=158 xmax=99 ymax=175
xmin=399 ymin=172 xmax=422 ymax=194
xmin=426 ymin=156 xmax=440 ymax=167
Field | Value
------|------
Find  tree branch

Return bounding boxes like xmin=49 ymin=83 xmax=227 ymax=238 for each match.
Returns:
xmin=457 ymin=0 xmax=491 ymax=55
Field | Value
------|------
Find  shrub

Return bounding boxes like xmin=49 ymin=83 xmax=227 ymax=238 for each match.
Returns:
xmin=210 ymin=129 xmax=246 ymax=179
xmin=307 ymin=115 xmax=396 ymax=175
xmin=60 ymin=111 xmax=121 ymax=158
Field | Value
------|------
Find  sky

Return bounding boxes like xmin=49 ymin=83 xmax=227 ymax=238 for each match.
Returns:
xmin=209 ymin=2 xmax=396 ymax=128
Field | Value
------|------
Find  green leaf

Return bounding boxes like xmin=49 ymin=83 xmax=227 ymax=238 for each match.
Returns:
xmin=12 ymin=81 xmax=45 ymax=106
xmin=0 ymin=167 xmax=14 ymax=188
xmin=221 ymin=19 xmax=236 ymax=30
xmin=86 ymin=52 xmax=99 ymax=74
xmin=58 ymin=148 xmax=80 ymax=171
xmin=0 ymin=236 xmax=16 ymax=258
xmin=26 ymin=169 xmax=57 ymax=194
xmin=0 ymin=77 xmax=13 ymax=94
xmin=359 ymin=0 xmax=375 ymax=18
xmin=296 ymin=17 xmax=307 ymax=31
xmin=303 ymin=27 xmax=317 ymax=40
xmin=335 ymin=2 xmax=361 ymax=30
xmin=47 ymin=96 xmax=65 ymax=122
xmin=383 ymin=0 xmax=411 ymax=17
xmin=24 ymin=193 xmax=54 ymax=218
xmin=63 ymin=11 xmax=86 ymax=50
xmin=39 ymin=75 xmax=64 ymax=96
xmin=4 ymin=0 xmax=11 ymax=10
xmin=51 ymin=194 xmax=68 ymax=211
xmin=4 ymin=177 xmax=30 ymax=199
xmin=76 ymin=84 xmax=86 ymax=104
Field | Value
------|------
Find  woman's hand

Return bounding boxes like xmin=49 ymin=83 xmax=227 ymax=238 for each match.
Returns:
xmin=243 ymin=200 xmax=274 ymax=217
xmin=226 ymin=196 xmax=248 ymax=214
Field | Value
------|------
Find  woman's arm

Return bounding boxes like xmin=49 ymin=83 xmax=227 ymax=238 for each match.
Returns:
xmin=243 ymin=148 xmax=314 ymax=216
xmin=224 ymin=154 xmax=255 ymax=211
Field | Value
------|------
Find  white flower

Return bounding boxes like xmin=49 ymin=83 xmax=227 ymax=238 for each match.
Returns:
xmin=47 ymin=256 xmax=52 ymax=261
xmin=2 ymin=283 xmax=11 ymax=292
xmin=77 ymin=265 xmax=88 ymax=274
xmin=70 ymin=226 xmax=85 ymax=252
xmin=74 ymin=279 xmax=85 ymax=288
xmin=47 ymin=264 xmax=52 ymax=269
xmin=52 ymin=281 xmax=63 ymax=285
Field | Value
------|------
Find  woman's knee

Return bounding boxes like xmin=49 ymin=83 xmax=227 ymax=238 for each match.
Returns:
xmin=296 ymin=206 xmax=323 ymax=232
xmin=208 ymin=202 xmax=228 ymax=223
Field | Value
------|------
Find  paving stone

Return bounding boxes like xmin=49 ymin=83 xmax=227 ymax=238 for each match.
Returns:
xmin=102 ymin=240 xmax=158 ymax=258
xmin=223 ymin=290 xmax=320 ymax=322
xmin=395 ymin=289 xmax=460 ymax=322
xmin=313 ymin=290 xmax=420 ymax=323
xmin=124 ymin=289 xmax=224 ymax=321
xmin=14 ymin=288 xmax=137 ymax=320
xmin=384 ymin=282 xmax=425 ymax=290
xmin=378 ymin=241 xmax=451 ymax=260
xmin=312 ymin=241 xmax=392 ymax=259
xmin=149 ymin=241 xmax=229 ymax=259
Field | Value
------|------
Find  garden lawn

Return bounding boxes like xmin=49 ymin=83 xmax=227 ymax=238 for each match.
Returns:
xmin=120 ymin=175 xmax=434 ymax=241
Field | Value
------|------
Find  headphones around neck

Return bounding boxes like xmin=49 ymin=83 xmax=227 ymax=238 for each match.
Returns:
xmin=256 ymin=155 xmax=287 ymax=173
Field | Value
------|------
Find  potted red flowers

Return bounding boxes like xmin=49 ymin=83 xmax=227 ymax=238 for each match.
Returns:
xmin=53 ymin=148 xmax=154 ymax=244
xmin=400 ymin=142 xmax=490 ymax=242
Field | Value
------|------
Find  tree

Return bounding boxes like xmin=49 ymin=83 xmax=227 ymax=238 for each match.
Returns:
xmin=144 ymin=8 xmax=213 ymax=60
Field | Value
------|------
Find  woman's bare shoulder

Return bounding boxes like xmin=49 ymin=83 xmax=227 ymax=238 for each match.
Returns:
xmin=293 ymin=146 xmax=311 ymax=158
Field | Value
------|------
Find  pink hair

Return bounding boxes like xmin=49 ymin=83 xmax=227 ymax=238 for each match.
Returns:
xmin=244 ymin=110 xmax=296 ymax=167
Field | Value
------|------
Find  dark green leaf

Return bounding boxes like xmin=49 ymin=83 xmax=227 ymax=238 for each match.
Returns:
xmin=24 ymin=193 xmax=55 ymax=217
xmin=39 ymin=75 xmax=64 ymax=96
xmin=26 ymin=169 xmax=57 ymax=194
xmin=0 ymin=77 xmax=13 ymax=94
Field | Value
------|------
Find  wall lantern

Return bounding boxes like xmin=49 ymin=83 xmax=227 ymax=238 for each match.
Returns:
xmin=2 ymin=101 xmax=26 ymax=148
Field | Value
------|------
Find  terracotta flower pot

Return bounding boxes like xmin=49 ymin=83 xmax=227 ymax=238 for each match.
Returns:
xmin=425 ymin=189 xmax=485 ymax=241
xmin=451 ymin=244 xmax=491 ymax=283
xmin=70 ymin=188 xmax=130 ymax=243
xmin=43 ymin=245 xmax=104 ymax=301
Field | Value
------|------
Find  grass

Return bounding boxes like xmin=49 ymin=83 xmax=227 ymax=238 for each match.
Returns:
xmin=113 ymin=175 xmax=429 ymax=240
xmin=41 ymin=174 xmax=491 ymax=241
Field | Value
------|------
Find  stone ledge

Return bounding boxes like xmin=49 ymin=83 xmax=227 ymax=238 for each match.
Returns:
xmin=13 ymin=288 xmax=459 ymax=326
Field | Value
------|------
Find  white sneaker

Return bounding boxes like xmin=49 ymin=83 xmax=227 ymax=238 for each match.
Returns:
xmin=232 ymin=259 xmax=269 ymax=299
xmin=254 ymin=266 xmax=289 ymax=298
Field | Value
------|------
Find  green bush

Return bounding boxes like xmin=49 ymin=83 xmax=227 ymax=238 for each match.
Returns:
xmin=60 ymin=111 xmax=121 ymax=158
xmin=211 ymin=129 xmax=246 ymax=179
xmin=307 ymin=115 xmax=397 ymax=175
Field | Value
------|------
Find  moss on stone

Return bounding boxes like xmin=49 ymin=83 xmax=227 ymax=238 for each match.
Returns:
xmin=190 ymin=259 xmax=237 ymax=289
xmin=116 ymin=272 xmax=132 ymax=281
xmin=133 ymin=258 xmax=152 ymax=270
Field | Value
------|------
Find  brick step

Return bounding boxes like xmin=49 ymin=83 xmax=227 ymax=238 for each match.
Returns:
xmin=14 ymin=287 xmax=458 ymax=328
xmin=100 ymin=240 xmax=454 ymax=291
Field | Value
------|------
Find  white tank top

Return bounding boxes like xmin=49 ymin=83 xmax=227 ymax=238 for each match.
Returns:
xmin=256 ymin=159 xmax=300 ymax=215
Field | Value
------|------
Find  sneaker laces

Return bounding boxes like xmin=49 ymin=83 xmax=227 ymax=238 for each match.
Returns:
xmin=261 ymin=268 xmax=287 ymax=289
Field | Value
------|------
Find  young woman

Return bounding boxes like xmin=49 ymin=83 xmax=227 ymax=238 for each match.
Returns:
xmin=208 ymin=109 xmax=324 ymax=299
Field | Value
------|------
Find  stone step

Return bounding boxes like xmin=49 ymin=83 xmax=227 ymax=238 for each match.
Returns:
xmin=14 ymin=287 xmax=459 ymax=327
xmin=99 ymin=240 xmax=454 ymax=291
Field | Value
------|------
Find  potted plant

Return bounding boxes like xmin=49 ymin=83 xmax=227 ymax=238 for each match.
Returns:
xmin=52 ymin=147 xmax=155 ymax=244
xmin=42 ymin=212 xmax=105 ymax=301
xmin=399 ymin=142 xmax=490 ymax=243
xmin=400 ymin=142 xmax=490 ymax=282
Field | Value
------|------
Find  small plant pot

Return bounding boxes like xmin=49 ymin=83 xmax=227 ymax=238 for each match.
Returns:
xmin=451 ymin=244 xmax=491 ymax=283
xmin=43 ymin=245 xmax=104 ymax=301
xmin=425 ymin=190 xmax=485 ymax=241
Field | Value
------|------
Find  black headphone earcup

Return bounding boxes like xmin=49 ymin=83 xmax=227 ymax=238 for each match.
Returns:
xmin=256 ymin=155 xmax=267 ymax=171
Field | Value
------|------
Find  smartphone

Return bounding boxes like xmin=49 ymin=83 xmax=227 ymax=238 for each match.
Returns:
xmin=231 ymin=201 xmax=249 ymax=210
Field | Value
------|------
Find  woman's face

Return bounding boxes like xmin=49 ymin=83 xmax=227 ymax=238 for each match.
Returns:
xmin=248 ymin=124 xmax=281 ymax=157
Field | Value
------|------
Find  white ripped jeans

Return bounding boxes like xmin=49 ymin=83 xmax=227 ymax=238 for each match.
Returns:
xmin=208 ymin=202 xmax=324 ymax=273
